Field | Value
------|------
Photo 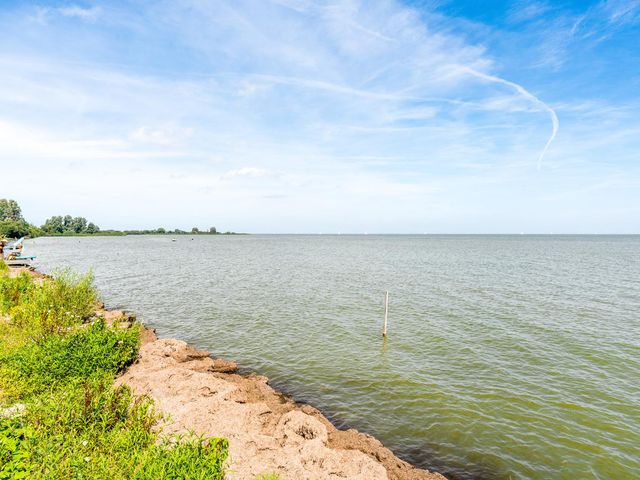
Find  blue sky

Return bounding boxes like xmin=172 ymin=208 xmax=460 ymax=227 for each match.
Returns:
xmin=0 ymin=0 xmax=638 ymax=233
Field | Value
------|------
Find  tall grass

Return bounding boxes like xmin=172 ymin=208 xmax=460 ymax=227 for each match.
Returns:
xmin=0 ymin=273 xmax=32 ymax=315
xmin=0 ymin=268 xmax=229 ymax=479
xmin=8 ymin=269 xmax=97 ymax=341
xmin=0 ymin=319 xmax=140 ymax=399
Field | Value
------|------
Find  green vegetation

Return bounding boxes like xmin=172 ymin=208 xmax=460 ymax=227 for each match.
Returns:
xmin=0 ymin=319 xmax=138 ymax=398
xmin=0 ymin=198 xmax=239 ymax=239
xmin=0 ymin=199 xmax=40 ymax=239
xmin=0 ymin=268 xmax=228 ymax=479
xmin=41 ymin=215 xmax=100 ymax=235
xmin=255 ymin=473 xmax=281 ymax=480
xmin=122 ymin=227 xmax=237 ymax=235
xmin=6 ymin=270 xmax=97 ymax=341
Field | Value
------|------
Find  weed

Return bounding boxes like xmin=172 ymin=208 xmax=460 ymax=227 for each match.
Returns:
xmin=0 ymin=273 xmax=32 ymax=316
xmin=0 ymin=376 xmax=228 ymax=479
xmin=255 ymin=473 xmax=282 ymax=480
xmin=9 ymin=269 xmax=97 ymax=341
xmin=0 ymin=319 xmax=139 ymax=399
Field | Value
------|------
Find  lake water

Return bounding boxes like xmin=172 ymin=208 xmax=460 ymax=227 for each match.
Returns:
xmin=26 ymin=235 xmax=639 ymax=479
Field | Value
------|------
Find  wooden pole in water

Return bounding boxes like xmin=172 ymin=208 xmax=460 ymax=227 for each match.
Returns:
xmin=383 ymin=291 xmax=389 ymax=337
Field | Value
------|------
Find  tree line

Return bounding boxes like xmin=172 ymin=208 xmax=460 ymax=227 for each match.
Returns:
xmin=0 ymin=199 xmax=235 ymax=238
xmin=41 ymin=215 xmax=100 ymax=235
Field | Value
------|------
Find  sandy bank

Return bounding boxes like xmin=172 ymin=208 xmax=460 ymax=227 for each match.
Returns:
xmin=116 ymin=329 xmax=446 ymax=480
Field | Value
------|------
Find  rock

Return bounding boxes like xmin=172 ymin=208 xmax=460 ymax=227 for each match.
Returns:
xmin=1 ymin=403 xmax=26 ymax=418
xmin=140 ymin=327 xmax=158 ymax=345
xmin=211 ymin=358 xmax=238 ymax=373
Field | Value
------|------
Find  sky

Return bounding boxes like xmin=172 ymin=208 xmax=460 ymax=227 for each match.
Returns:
xmin=0 ymin=0 xmax=638 ymax=233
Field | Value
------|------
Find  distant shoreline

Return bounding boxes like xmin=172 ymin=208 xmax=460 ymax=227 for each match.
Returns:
xmin=33 ymin=231 xmax=245 ymax=237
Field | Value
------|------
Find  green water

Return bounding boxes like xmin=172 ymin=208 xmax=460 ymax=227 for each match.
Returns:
xmin=28 ymin=235 xmax=640 ymax=479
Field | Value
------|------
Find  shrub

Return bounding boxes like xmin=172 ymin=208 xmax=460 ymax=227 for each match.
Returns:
xmin=0 ymin=273 xmax=32 ymax=315
xmin=9 ymin=269 xmax=97 ymax=341
xmin=0 ymin=259 xmax=8 ymax=275
xmin=0 ymin=376 xmax=228 ymax=479
xmin=0 ymin=319 xmax=139 ymax=399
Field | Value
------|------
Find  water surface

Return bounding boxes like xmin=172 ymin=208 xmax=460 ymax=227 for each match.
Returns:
xmin=27 ymin=235 xmax=640 ymax=479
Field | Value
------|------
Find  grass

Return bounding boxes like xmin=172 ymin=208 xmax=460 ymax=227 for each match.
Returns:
xmin=0 ymin=267 xmax=229 ymax=479
xmin=0 ymin=273 xmax=31 ymax=317
xmin=0 ymin=319 xmax=140 ymax=400
xmin=0 ymin=376 xmax=228 ymax=479
xmin=9 ymin=269 xmax=97 ymax=341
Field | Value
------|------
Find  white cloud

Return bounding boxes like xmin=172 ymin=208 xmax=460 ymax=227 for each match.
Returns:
xmin=130 ymin=126 xmax=193 ymax=146
xmin=508 ymin=1 xmax=551 ymax=23
xmin=221 ymin=167 xmax=272 ymax=180
xmin=58 ymin=6 xmax=102 ymax=21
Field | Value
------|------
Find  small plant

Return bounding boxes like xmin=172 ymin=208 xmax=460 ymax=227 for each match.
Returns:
xmin=0 ymin=319 xmax=140 ymax=399
xmin=255 ymin=473 xmax=282 ymax=480
xmin=0 ymin=376 xmax=228 ymax=479
xmin=0 ymin=259 xmax=8 ymax=275
xmin=0 ymin=273 xmax=33 ymax=315
xmin=9 ymin=269 xmax=97 ymax=341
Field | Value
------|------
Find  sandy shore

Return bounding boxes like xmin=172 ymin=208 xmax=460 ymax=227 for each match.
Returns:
xmin=13 ymin=266 xmax=447 ymax=480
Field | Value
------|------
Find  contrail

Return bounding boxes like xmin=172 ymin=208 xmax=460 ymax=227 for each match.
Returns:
xmin=460 ymin=66 xmax=559 ymax=170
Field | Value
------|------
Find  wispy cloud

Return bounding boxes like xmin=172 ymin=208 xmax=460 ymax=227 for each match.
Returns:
xmin=507 ymin=1 xmax=551 ymax=23
xmin=456 ymin=66 xmax=559 ymax=170
xmin=221 ymin=167 xmax=272 ymax=180
xmin=58 ymin=6 xmax=102 ymax=21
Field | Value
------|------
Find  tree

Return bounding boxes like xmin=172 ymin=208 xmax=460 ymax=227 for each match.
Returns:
xmin=63 ymin=215 xmax=74 ymax=231
xmin=156 ymin=227 xmax=166 ymax=234
xmin=191 ymin=227 xmax=200 ymax=234
xmin=86 ymin=222 xmax=99 ymax=234
xmin=71 ymin=216 xmax=88 ymax=234
xmin=0 ymin=199 xmax=23 ymax=222
xmin=209 ymin=226 xmax=217 ymax=234
xmin=41 ymin=215 xmax=99 ymax=235
xmin=0 ymin=219 xmax=32 ymax=239
xmin=41 ymin=216 xmax=64 ymax=234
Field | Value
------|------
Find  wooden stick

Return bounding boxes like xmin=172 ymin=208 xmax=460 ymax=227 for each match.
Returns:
xmin=383 ymin=291 xmax=389 ymax=337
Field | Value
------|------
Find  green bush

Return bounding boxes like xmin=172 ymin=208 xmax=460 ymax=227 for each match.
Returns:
xmin=0 ymin=259 xmax=8 ymax=275
xmin=0 ymin=319 xmax=139 ymax=399
xmin=0 ymin=376 xmax=228 ymax=479
xmin=0 ymin=273 xmax=32 ymax=315
xmin=9 ymin=269 xmax=97 ymax=341
xmin=0 ymin=219 xmax=36 ymax=239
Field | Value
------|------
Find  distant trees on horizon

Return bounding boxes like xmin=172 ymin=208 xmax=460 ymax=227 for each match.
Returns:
xmin=1 ymin=198 xmax=236 ymax=239
xmin=123 ymin=226 xmax=230 ymax=235
xmin=41 ymin=215 xmax=100 ymax=235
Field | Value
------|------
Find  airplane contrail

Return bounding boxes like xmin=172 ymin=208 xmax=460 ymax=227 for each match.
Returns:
xmin=460 ymin=66 xmax=559 ymax=170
